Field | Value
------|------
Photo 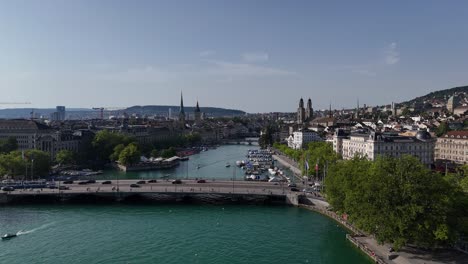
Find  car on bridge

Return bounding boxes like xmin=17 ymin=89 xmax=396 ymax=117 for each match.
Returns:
xmin=197 ymin=179 xmax=206 ymax=183
xmin=290 ymin=187 xmax=300 ymax=192
xmin=101 ymin=181 xmax=112 ymax=185
xmin=148 ymin=179 xmax=157 ymax=183
xmin=130 ymin=184 xmax=140 ymax=188
xmin=172 ymin=179 xmax=182 ymax=184
xmin=137 ymin=180 xmax=146 ymax=184
xmin=1 ymin=186 xmax=14 ymax=192
xmin=59 ymin=186 xmax=70 ymax=190
xmin=63 ymin=180 xmax=74 ymax=184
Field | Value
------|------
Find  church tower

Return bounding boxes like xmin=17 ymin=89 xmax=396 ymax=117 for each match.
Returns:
xmin=179 ymin=92 xmax=186 ymax=125
xmin=297 ymin=98 xmax=305 ymax=124
xmin=305 ymin=98 xmax=313 ymax=121
xmin=194 ymin=100 xmax=202 ymax=122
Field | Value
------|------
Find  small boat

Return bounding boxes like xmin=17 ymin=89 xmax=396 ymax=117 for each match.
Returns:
xmin=2 ymin=233 xmax=17 ymax=240
xmin=197 ymin=165 xmax=201 ymax=169
xmin=225 ymin=163 xmax=231 ymax=168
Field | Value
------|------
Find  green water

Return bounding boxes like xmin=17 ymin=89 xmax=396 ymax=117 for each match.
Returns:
xmin=0 ymin=205 xmax=370 ymax=264
xmin=100 ymin=145 xmax=294 ymax=181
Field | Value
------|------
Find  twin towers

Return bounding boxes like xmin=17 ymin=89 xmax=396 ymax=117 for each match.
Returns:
xmin=179 ymin=92 xmax=202 ymax=124
xmin=297 ymin=98 xmax=313 ymax=124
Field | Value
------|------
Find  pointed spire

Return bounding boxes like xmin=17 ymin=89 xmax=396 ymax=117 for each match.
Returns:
xmin=329 ymin=102 xmax=332 ymax=118
xmin=195 ymin=100 xmax=200 ymax=112
xmin=180 ymin=91 xmax=185 ymax=114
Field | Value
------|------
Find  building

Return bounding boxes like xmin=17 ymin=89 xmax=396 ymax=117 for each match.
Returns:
xmin=0 ymin=119 xmax=87 ymax=159
xmin=333 ymin=129 xmax=435 ymax=167
xmin=287 ymin=130 xmax=323 ymax=149
xmin=179 ymin=92 xmax=186 ymax=125
xmin=297 ymin=98 xmax=305 ymax=124
xmin=305 ymin=98 xmax=313 ymax=121
xmin=434 ymin=131 xmax=468 ymax=165
xmin=447 ymin=95 xmax=455 ymax=113
xmin=194 ymin=101 xmax=202 ymax=122
xmin=51 ymin=106 xmax=66 ymax=121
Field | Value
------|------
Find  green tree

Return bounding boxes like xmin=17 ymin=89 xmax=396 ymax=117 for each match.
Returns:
xmin=151 ymin=149 xmax=159 ymax=158
xmin=92 ymin=130 xmax=136 ymax=163
xmin=25 ymin=149 xmax=51 ymax=177
xmin=110 ymin=144 xmax=126 ymax=161
xmin=55 ymin=150 xmax=75 ymax=165
xmin=118 ymin=143 xmax=141 ymax=166
xmin=0 ymin=137 xmax=18 ymax=153
xmin=436 ymin=122 xmax=450 ymax=137
xmin=161 ymin=147 xmax=176 ymax=158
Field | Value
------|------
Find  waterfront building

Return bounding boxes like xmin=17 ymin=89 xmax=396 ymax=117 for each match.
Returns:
xmin=333 ymin=129 xmax=435 ymax=167
xmin=287 ymin=130 xmax=323 ymax=150
xmin=0 ymin=119 xmax=86 ymax=159
xmin=434 ymin=131 xmax=468 ymax=165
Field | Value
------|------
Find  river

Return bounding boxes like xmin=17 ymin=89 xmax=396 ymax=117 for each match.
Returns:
xmin=0 ymin=145 xmax=371 ymax=263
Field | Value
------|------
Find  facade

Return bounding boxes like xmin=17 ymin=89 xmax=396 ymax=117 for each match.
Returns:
xmin=297 ymin=98 xmax=305 ymax=124
xmin=434 ymin=131 xmax=468 ymax=165
xmin=0 ymin=119 xmax=86 ymax=159
xmin=305 ymin=98 xmax=313 ymax=121
xmin=447 ymin=95 xmax=455 ymax=113
xmin=333 ymin=129 xmax=435 ymax=167
xmin=287 ymin=130 xmax=323 ymax=150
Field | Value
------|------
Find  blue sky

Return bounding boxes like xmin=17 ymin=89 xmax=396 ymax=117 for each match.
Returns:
xmin=0 ymin=0 xmax=467 ymax=112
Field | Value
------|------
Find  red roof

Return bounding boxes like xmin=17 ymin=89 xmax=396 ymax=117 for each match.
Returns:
xmin=443 ymin=131 xmax=468 ymax=139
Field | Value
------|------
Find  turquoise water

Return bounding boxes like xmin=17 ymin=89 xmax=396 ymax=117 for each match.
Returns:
xmin=100 ymin=145 xmax=294 ymax=181
xmin=0 ymin=205 xmax=370 ymax=264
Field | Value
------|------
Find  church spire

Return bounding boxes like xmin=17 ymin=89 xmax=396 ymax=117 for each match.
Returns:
xmin=195 ymin=100 xmax=200 ymax=112
xmin=180 ymin=92 xmax=185 ymax=114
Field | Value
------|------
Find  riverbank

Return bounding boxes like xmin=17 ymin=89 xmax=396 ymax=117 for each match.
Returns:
xmin=276 ymin=150 xmax=468 ymax=264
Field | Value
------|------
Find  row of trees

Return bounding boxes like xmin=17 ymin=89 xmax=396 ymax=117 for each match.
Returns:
xmin=325 ymin=155 xmax=468 ymax=250
xmin=0 ymin=149 xmax=51 ymax=178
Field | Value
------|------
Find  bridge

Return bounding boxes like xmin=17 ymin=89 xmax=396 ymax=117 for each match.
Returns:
xmin=0 ymin=179 xmax=303 ymax=206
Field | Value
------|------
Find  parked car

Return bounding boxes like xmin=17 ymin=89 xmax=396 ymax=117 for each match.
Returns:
xmin=78 ymin=181 xmax=88 ymax=185
xmin=288 ymin=183 xmax=297 ymax=188
xmin=86 ymin=180 xmax=96 ymax=184
xmin=101 ymin=181 xmax=112 ymax=185
xmin=196 ymin=179 xmax=206 ymax=183
xmin=290 ymin=187 xmax=300 ymax=192
xmin=63 ymin=180 xmax=74 ymax=184
xmin=136 ymin=180 xmax=146 ymax=184
xmin=58 ymin=186 xmax=69 ymax=190
xmin=148 ymin=179 xmax=157 ymax=183
xmin=130 ymin=184 xmax=140 ymax=188
xmin=172 ymin=179 xmax=182 ymax=184
xmin=1 ymin=186 xmax=14 ymax=192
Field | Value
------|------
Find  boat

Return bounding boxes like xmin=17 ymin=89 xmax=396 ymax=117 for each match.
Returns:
xmin=2 ymin=233 xmax=17 ymax=240
xmin=225 ymin=163 xmax=231 ymax=168
xmin=197 ymin=165 xmax=201 ymax=169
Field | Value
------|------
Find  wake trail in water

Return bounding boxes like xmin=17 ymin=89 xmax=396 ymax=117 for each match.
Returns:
xmin=16 ymin=222 xmax=56 ymax=236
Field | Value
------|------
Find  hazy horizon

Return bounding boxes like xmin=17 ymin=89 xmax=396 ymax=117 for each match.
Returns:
xmin=1 ymin=1 xmax=467 ymax=112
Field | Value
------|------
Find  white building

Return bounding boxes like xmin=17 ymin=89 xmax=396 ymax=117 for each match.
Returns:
xmin=333 ymin=129 xmax=435 ymax=167
xmin=434 ymin=131 xmax=468 ymax=164
xmin=287 ymin=130 xmax=322 ymax=149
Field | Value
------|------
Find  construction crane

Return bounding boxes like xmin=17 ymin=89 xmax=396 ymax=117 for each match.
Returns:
xmin=92 ymin=107 xmax=125 ymax=120
xmin=0 ymin=102 xmax=32 ymax=105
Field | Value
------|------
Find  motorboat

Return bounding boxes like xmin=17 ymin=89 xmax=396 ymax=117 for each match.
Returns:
xmin=2 ymin=233 xmax=17 ymax=240
xmin=225 ymin=163 xmax=231 ymax=168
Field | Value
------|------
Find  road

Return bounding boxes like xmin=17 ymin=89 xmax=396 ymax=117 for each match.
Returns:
xmin=4 ymin=179 xmax=298 ymax=196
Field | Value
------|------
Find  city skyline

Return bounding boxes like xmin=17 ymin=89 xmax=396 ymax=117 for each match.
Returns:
xmin=1 ymin=1 xmax=468 ymax=112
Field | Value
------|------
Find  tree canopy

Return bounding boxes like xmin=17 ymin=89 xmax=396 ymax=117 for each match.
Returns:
xmin=325 ymin=155 xmax=464 ymax=250
xmin=0 ymin=137 xmax=18 ymax=154
xmin=92 ymin=130 xmax=136 ymax=163
xmin=55 ymin=150 xmax=75 ymax=165
xmin=118 ymin=143 xmax=141 ymax=166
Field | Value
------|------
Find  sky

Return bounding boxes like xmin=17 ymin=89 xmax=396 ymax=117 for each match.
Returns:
xmin=0 ymin=0 xmax=468 ymax=113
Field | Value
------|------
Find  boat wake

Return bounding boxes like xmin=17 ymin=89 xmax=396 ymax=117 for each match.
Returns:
xmin=16 ymin=222 xmax=56 ymax=236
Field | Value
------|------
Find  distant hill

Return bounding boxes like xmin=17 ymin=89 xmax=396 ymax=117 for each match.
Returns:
xmin=400 ymin=85 xmax=468 ymax=107
xmin=125 ymin=105 xmax=245 ymax=117
xmin=0 ymin=106 xmax=245 ymax=119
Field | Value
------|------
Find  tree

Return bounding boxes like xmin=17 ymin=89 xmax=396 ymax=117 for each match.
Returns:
xmin=118 ymin=143 xmax=141 ymax=166
xmin=161 ymin=147 xmax=176 ymax=158
xmin=55 ymin=150 xmax=75 ymax=165
xmin=92 ymin=130 xmax=136 ymax=163
xmin=109 ymin=144 xmax=126 ymax=161
xmin=325 ymin=155 xmax=462 ymax=250
xmin=151 ymin=149 xmax=159 ymax=158
xmin=25 ymin=149 xmax=51 ymax=177
xmin=0 ymin=137 xmax=18 ymax=153
xmin=436 ymin=122 xmax=450 ymax=137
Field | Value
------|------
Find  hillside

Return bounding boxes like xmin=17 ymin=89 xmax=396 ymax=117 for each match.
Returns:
xmin=401 ymin=85 xmax=468 ymax=107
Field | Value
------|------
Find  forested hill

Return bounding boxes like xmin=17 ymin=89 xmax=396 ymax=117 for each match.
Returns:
xmin=124 ymin=105 xmax=245 ymax=117
xmin=400 ymin=85 xmax=467 ymax=106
